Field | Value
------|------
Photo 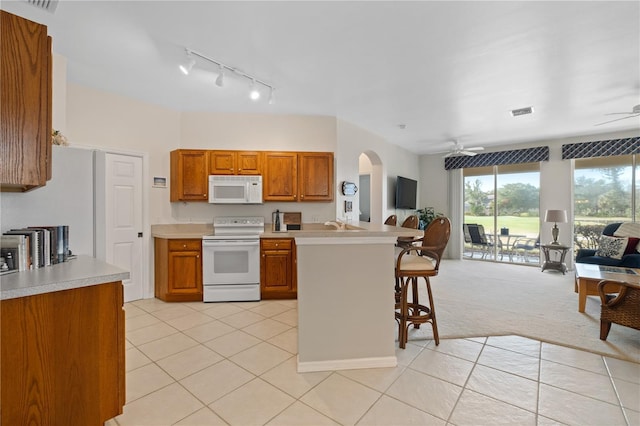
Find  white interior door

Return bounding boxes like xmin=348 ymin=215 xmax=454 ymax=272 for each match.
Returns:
xmin=104 ymin=153 xmax=144 ymax=302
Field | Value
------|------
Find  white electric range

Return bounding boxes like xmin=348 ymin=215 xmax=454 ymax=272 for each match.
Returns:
xmin=201 ymin=216 xmax=264 ymax=302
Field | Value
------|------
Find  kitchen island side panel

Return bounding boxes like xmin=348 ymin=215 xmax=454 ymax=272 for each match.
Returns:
xmin=296 ymin=238 xmax=396 ymax=371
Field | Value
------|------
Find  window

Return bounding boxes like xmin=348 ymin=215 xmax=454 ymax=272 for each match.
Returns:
xmin=573 ymin=155 xmax=635 ymax=250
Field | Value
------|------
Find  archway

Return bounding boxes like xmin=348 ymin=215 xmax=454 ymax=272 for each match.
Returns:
xmin=359 ymin=150 xmax=384 ymax=224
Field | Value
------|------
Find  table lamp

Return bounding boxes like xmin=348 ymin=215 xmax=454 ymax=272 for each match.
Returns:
xmin=544 ymin=209 xmax=567 ymax=245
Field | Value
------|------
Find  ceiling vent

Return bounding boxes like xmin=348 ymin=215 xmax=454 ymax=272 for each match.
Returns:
xmin=23 ymin=0 xmax=58 ymax=13
xmin=511 ymin=106 xmax=534 ymax=117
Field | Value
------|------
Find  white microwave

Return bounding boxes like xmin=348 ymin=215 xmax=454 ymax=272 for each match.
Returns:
xmin=208 ymin=175 xmax=263 ymax=204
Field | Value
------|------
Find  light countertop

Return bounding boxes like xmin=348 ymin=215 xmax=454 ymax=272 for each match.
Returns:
xmin=0 ymin=256 xmax=130 ymax=300
xmin=151 ymin=222 xmax=420 ymax=239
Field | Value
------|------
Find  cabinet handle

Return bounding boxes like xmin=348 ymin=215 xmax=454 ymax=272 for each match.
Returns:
xmin=183 ymin=244 xmax=187 ymax=248
xmin=275 ymin=243 xmax=279 ymax=247
xmin=196 ymin=255 xmax=199 ymax=258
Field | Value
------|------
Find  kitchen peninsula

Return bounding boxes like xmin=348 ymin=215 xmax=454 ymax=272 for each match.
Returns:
xmin=275 ymin=222 xmax=418 ymax=372
xmin=152 ymin=221 xmax=419 ymax=372
xmin=0 ymin=256 xmax=129 ymax=425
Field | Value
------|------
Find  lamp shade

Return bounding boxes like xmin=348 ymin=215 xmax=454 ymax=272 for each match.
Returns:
xmin=544 ymin=209 xmax=567 ymax=223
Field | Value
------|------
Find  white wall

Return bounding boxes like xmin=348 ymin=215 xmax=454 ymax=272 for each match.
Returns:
xmin=337 ymin=120 xmax=420 ymax=224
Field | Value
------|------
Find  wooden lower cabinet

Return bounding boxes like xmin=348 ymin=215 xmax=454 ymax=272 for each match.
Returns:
xmin=1 ymin=281 xmax=125 ymax=425
xmin=155 ymin=238 xmax=203 ymax=301
xmin=260 ymin=238 xmax=297 ymax=299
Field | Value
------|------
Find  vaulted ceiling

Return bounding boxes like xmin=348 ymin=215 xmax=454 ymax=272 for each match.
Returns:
xmin=3 ymin=1 xmax=639 ymax=154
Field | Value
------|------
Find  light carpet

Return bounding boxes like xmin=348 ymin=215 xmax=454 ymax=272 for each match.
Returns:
xmin=410 ymin=259 xmax=640 ymax=363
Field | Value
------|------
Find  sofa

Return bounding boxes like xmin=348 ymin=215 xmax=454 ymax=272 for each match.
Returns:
xmin=575 ymin=222 xmax=640 ymax=268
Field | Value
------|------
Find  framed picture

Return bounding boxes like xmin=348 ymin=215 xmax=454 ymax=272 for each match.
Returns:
xmin=344 ymin=200 xmax=353 ymax=213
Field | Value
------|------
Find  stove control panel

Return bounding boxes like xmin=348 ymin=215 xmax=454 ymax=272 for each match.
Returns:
xmin=213 ymin=216 xmax=265 ymax=227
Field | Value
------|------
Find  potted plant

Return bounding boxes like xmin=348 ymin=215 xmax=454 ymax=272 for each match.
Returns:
xmin=416 ymin=207 xmax=443 ymax=230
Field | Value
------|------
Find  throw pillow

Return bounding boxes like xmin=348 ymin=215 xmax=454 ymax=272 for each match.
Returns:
xmin=613 ymin=222 xmax=640 ymax=238
xmin=596 ymin=235 xmax=628 ymax=260
xmin=625 ymin=237 xmax=640 ymax=255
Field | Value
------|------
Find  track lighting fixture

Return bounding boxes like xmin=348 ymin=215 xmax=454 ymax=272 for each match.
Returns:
xmin=179 ymin=48 xmax=275 ymax=103
xmin=268 ymin=87 xmax=275 ymax=105
xmin=249 ymin=79 xmax=260 ymax=101
xmin=179 ymin=53 xmax=196 ymax=75
xmin=215 ymin=65 xmax=224 ymax=87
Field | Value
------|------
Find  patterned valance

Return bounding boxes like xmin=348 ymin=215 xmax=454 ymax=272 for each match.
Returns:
xmin=562 ymin=136 xmax=640 ymax=160
xmin=444 ymin=146 xmax=549 ymax=170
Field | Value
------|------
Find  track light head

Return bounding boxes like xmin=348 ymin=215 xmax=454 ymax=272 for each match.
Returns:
xmin=268 ymin=87 xmax=275 ymax=105
xmin=249 ymin=79 xmax=260 ymax=101
xmin=179 ymin=52 xmax=195 ymax=75
xmin=215 ymin=66 xmax=224 ymax=87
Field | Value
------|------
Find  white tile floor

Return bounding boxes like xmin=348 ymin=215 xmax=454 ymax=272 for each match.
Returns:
xmin=108 ymin=298 xmax=640 ymax=426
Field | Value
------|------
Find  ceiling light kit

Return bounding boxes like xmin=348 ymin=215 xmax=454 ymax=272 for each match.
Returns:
xmin=179 ymin=48 xmax=275 ymax=103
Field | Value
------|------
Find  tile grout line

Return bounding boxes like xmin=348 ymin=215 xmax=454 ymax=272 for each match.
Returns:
xmin=602 ymin=356 xmax=632 ymax=426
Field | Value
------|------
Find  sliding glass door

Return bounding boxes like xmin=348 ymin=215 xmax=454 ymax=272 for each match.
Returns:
xmin=464 ymin=163 xmax=540 ymax=264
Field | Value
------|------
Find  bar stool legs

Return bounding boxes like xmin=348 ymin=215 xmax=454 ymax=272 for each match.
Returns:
xmin=395 ymin=275 xmax=439 ymax=349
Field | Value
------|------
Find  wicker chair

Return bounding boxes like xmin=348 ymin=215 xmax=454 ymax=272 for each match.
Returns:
xmin=384 ymin=215 xmax=398 ymax=226
xmin=395 ymin=217 xmax=451 ymax=348
xmin=598 ymin=279 xmax=640 ymax=340
xmin=396 ymin=214 xmax=420 ymax=249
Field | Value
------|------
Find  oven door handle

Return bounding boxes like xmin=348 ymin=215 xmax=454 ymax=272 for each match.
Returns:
xmin=203 ymin=240 xmax=259 ymax=246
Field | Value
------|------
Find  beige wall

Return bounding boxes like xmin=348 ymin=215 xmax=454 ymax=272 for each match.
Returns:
xmin=337 ymin=120 xmax=420 ymax=224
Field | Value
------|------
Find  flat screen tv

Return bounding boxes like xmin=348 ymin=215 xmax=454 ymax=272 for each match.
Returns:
xmin=395 ymin=176 xmax=417 ymax=210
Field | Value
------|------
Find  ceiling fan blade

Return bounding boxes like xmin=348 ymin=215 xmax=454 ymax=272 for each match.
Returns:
xmin=604 ymin=112 xmax=635 ymax=116
xmin=466 ymin=147 xmax=485 ymax=151
xmin=459 ymin=150 xmax=478 ymax=156
xmin=594 ymin=114 xmax=640 ymax=126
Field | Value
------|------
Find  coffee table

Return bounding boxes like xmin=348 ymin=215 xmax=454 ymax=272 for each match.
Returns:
xmin=574 ymin=263 xmax=640 ymax=312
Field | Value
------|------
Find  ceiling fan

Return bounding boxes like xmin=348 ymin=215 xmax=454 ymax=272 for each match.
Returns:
xmin=442 ymin=140 xmax=485 ymax=158
xmin=594 ymin=104 xmax=640 ymax=126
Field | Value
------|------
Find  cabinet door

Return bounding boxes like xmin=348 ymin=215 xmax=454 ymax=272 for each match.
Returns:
xmin=0 ymin=11 xmax=51 ymax=191
xmin=170 ymin=150 xmax=209 ymax=201
xmin=263 ymin=152 xmax=298 ymax=201
xmin=260 ymin=239 xmax=295 ymax=299
xmin=236 ymin=151 xmax=262 ymax=175
xmin=299 ymin=152 xmax=334 ymax=201
xmin=209 ymin=150 xmax=236 ymax=175
xmin=167 ymin=240 xmax=202 ymax=297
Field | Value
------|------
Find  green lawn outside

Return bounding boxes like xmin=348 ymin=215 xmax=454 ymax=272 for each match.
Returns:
xmin=464 ymin=215 xmax=540 ymax=237
xmin=465 ymin=215 xmax=630 ymax=238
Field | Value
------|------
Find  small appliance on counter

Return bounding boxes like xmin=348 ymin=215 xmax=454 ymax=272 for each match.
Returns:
xmin=271 ymin=211 xmax=302 ymax=232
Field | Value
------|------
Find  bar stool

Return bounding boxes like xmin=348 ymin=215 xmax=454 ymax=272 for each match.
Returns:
xmin=395 ymin=217 xmax=450 ymax=348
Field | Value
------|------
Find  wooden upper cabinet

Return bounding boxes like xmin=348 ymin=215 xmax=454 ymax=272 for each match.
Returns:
xmin=209 ymin=150 xmax=262 ymax=175
xmin=170 ymin=149 xmax=209 ymax=202
xmin=299 ymin=152 xmax=334 ymax=201
xmin=264 ymin=152 xmax=298 ymax=201
xmin=0 ymin=11 xmax=52 ymax=192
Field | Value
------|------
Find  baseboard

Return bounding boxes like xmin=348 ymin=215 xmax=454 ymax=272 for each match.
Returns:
xmin=297 ymin=355 xmax=397 ymax=373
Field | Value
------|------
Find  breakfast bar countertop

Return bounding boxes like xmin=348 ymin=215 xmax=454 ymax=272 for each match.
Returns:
xmin=151 ymin=222 xmax=420 ymax=239
xmin=0 ymin=256 xmax=130 ymax=300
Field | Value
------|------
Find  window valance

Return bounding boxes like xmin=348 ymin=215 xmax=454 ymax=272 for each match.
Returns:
xmin=444 ymin=146 xmax=549 ymax=170
xmin=562 ymin=136 xmax=640 ymax=160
